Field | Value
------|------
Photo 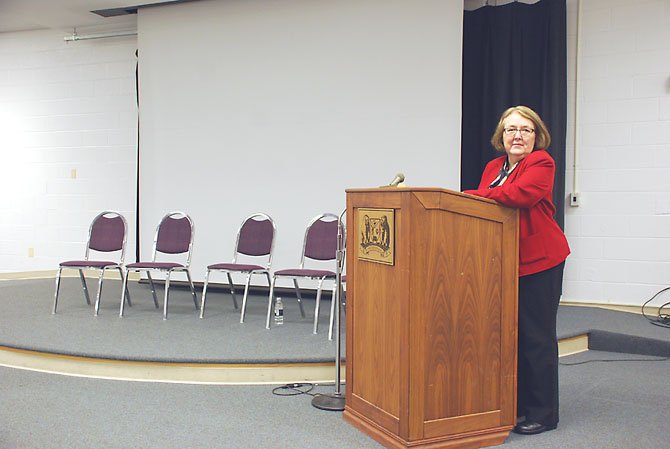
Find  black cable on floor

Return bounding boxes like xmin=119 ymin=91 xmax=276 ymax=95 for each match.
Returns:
xmin=271 ymin=383 xmax=316 ymax=397
xmin=641 ymin=286 xmax=670 ymax=329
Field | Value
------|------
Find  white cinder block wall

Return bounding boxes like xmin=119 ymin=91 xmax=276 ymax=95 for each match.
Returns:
xmin=0 ymin=29 xmax=138 ymax=273
xmin=1 ymin=1 xmax=670 ymax=307
xmin=563 ymin=0 xmax=670 ymax=306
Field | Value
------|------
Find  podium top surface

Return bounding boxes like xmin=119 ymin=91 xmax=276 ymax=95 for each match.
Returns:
xmin=345 ymin=186 xmax=498 ymax=205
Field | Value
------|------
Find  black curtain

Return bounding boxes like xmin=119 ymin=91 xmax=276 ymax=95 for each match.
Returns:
xmin=461 ymin=0 xmax=567 ymax=228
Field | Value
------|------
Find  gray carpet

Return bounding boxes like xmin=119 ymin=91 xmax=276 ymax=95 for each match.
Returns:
xmin=557 ymin=305 xmax=670 ymax=357
xmin=0 ymin=278 xmax=341 ymax=363
xmin=1 ymin=351 xmax=668 ymax=449
xmin=2 ymin=278 xmax=670 ymax=363
xmin=2 ymin=278 xmax=670 ymax=448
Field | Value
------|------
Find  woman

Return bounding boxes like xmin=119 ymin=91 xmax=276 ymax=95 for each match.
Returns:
xmin=464 ymin=105 xmax=570 ymax=435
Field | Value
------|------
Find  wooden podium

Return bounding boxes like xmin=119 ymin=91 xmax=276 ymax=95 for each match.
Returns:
xmin=343 ymin=187 xmax=519 ymax=449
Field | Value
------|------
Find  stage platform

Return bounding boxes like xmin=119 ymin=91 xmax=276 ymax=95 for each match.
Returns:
xmin=1 ymin=277 xmax=669 ymax=384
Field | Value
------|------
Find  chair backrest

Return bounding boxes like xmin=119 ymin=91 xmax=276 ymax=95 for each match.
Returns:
xmin=152 ymin=211 xmax=194 ymax=265
xmin=234 ymin=213 xmax=276 ymax=268
xmin=336 ymin=208 xmax=346 ymax=272
xmin=300 ymin=213 xmax=340 ymax=268
xmin=86 ymin=211 xmax=127 ymax=262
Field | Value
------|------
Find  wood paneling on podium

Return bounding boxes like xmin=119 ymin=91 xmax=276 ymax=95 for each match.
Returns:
xmin=344 ymin=187 xmax=519 ymax=449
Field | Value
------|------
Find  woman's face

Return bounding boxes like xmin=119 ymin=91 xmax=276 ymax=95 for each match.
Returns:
xmin=502 ymin=111 xmax=536 ymax=165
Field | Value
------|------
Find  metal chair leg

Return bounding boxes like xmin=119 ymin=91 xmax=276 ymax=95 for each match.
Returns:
xmin=120 ymin=268 xmax=130 ymax=316
xmin=293 ymin=279 xmax=306 ymax=318
xmin=163 ymin=272 xmax=171 ymax=320
xmin=328 ymin=282 xmax=337 ymax=341
xmin=186 ymin=270 xmax=198 ymax=310
xmin=313 ymin=278 xmax=325 ymax=335
xmin=247 ymin=271 xmax=271 ymax=324
xmin=94 ymin=269 xmax=105 ymax=316
xmin=147 ymin=272 xmax=159 ymax=308
xmin=266 ymin=277 xmax=277 ymax=329
xmin=200 ymin=270 xmax=210 ymax=319
xmin=239 ymin=273 xmax=253 ymax=323
xmin=79 ymin=269 xmax=91 ymax=305
xmin=53 ymin=267 xmax=63 ymax=314
xmin=227 ymin=272 xmax=239 ymax=310
xmin=118 ymin=267 xmax=132 ymax=307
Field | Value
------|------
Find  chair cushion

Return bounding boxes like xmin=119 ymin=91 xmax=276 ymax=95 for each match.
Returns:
xmin=60 ymin=260 xmax=119 ymax=269
xmin=126 ymin=262 xmax=185 ymax=270
xmin=156 ymin=216 xmax=192 ymax=254
xmin=274 ymin=268 xmax=336 ymax=278
xmin=238 ymin=219 xmax=274 ymax=256
xmin=89 ymin=215 xmax=125 ymax=252
xmin=207 ymin=263 xmax=264 ymax=271
xmin=304 ymin=218 xmax=339 ymax=260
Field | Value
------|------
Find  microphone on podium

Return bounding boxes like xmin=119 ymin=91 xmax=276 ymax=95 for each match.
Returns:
xmin=387 ymin=173 xmax=405 ymax=187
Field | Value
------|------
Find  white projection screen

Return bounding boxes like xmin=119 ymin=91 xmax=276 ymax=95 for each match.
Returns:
xmin=138 ymin=0 xmax=464 ymax=287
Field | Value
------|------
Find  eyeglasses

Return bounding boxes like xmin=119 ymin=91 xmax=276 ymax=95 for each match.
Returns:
xmin=503 ymin=127 xmax=535 ymax=137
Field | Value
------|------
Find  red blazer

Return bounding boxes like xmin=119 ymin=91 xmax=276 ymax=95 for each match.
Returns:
xmin=463 ymin=149 xmax=570 ymax=277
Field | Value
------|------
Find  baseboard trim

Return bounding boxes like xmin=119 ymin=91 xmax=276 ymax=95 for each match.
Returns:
xmin=0 ymin=270 xmax=139 ymax=282
xmin=0 ymin=271 xmax=57 ymax=280
xmin=561 ymin=301 xmax=642 ymax=315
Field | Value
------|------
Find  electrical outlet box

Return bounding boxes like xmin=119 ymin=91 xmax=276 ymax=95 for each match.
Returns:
xmin=569 ymin=192 xmax=580 ymax=207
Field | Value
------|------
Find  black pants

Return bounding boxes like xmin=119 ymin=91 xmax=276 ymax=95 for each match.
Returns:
xmin=517 ymin=261 xmax=565 ymax=427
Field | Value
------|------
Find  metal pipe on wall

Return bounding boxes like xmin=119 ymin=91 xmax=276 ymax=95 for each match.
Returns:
xmin=64 ymin=29 xmax=137 ymax=42
xmin=570 ymin=0 xmax=583 ymax=207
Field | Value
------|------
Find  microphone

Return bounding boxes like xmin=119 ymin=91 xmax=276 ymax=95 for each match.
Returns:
xmin=388 ymin=173 xmax=405 ymax=187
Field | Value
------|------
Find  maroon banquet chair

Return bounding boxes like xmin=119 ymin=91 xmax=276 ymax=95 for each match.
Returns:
xmin=200 ymin=213 xmax=276 ymax=322
xmin=266 ymin=213 xmax=341 ymax=335
xmin=120 ymin=211 xmax=198 ymax=319
xmin=52 ymin=211 xmax=131 ymax=316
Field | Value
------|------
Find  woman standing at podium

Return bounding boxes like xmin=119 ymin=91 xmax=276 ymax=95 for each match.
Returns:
xmin=463 ymin=105 xmax=570 ymax=436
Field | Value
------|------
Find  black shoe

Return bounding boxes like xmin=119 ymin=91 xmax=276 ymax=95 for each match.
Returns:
xmin=512 ymin=421 xmax=556 ymax=435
